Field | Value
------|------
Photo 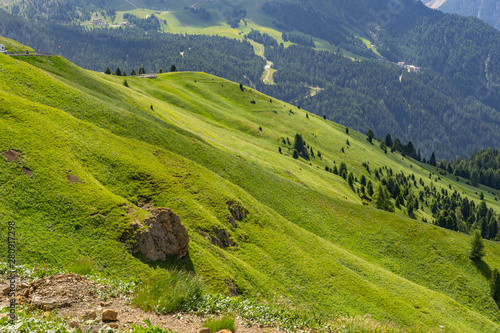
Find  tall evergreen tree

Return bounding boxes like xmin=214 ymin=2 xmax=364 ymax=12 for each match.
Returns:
xmin=104 ymin=66 xmax=112 ymax=75
xmin=469 ymin=229 xmax=486 ymax=261
xmin=429 ymin=152 xmax=437 ymax=166
xmin=366 ymin=129 xmax=374 ymax=143
xmin=385 ymin=133 xmax=393 ymax=148
xmin=170 ymin=64 xmax=178 ymax=72
xmin=115 ymin=67 xmax=122 ymax=76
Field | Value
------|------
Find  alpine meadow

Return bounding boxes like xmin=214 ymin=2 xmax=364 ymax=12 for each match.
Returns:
xmin=0 ymin=0 xmax=500 ymax=332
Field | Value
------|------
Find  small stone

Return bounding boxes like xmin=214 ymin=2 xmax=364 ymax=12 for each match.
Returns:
xmin=2 ymin=286 xmax=10 ymax=296
xmin=108 ymin=323 xmax=119 ymax=329
xmin=198 ymin=328 xmax=210 ymax=333
xmin=85 ymin=319 xmax=94 ymax=325
xmin=83 ymin=310 xmax=97 ymax=320
xmin=102 ymin=309 xmax=118 ymax=322
xmin=100 ymin=301 xmax=112 ymax=307
xmin=68 ymin=320 xmax=79 ymax=328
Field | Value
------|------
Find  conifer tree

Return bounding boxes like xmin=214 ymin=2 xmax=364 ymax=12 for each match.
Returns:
xmin=385 ymin=133 xmax=393 ymax=147
xmin=115 ymin=67 xmax=122 ymax=76
xmin=469 ymin=229 xmax=486 ymax=261
xmin=159 ymin=68 xmax=164 ymax=73
xmin=367 ymin=180 xmax=374 ymax=196
xmin=366 ymin=129 xmax=374 ymax=143
xmin=104 ymin=66 xmax=112 ymax=74
xmin=170 ymin=65 xmax=178 ymax=72
xmin=131 ymin=69 xmax=137 ymax=76
xmin=429 ymin=152 xmax=437 ymax=166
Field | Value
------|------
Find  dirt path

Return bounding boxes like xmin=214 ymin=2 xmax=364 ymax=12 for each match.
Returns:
xmin=263 ymin=61 xmax=274 ymax=84
xmin=0 ymin=273 xmax=289 ymax=333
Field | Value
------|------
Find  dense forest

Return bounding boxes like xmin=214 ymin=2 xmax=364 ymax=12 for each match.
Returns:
xmin=0 ymin=9 xmax=265 ymax=85
xmin=255 ymin=43 xmax=500 ymax=159
xmin=434 ymin=148 xmax=500 ymax=191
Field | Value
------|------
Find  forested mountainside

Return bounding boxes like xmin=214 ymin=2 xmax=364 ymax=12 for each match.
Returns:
xmin=422 ymin=0 xmax=500 ymax=30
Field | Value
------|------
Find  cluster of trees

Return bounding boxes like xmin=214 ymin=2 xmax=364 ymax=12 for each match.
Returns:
xmin=282 ymin=32 xmax=315 ymax=47
xmin=122 ymin=13 xmax=163 ymax=31
xmin=257 ymin=43 xmax=500 ymax=159
xmin=9 ymin=0 xmax=92 ymax=23
xmin=261 ymin=1 xmax=360 ymax=52
xmin=245 ymin=30 xmax=278 ymax=47
xmin=0 ymin=11 xmax=265 ymax=86
xmin=226 ymin=9 xmax=246 ymax=28
xmin=189 ymin=7 xmax=211 ymax=21
xmin=432 ymin=148 xmax=500 ymax=190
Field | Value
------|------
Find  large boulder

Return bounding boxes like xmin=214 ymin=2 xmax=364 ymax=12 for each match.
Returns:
xmin=134 ymin=208 xmax=189 ymax=260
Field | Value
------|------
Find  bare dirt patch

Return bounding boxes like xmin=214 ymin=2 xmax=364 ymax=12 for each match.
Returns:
xmin=67 ymin=174 xmax=81 ymax=183
xmin=1 ymin=149 xmax=21 ymax=162
xmin=0 ymin=273 xmax=289 ymax=333
xmin=22 ymin=167 xmax=33 ymax=177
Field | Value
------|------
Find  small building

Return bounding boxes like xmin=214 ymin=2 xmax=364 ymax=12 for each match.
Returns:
xmin=0 ymin=44 xmax=6 ymax=54
xmin=92 ymin=18 xmax=107 ymax=26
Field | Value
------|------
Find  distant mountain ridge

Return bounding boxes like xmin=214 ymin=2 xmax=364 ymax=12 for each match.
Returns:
xmin=422 ymin=0 xmax=500 ymax=30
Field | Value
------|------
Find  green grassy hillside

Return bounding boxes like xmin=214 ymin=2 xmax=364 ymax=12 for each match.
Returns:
xmin=1 ymin=49 xmax=500 ymax=332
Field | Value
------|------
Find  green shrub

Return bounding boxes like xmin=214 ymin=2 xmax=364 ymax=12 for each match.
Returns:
xmin=203 ymin=316 xmax=236 ymax=333
xmin=68 ymin=258 xmax=94 ymax=276
xmin=132 ymin=271 xmax=203 ymax=313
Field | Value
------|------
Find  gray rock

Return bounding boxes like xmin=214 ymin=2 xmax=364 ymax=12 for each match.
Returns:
xmin=134 ymin=208 xmax=189 ymax=260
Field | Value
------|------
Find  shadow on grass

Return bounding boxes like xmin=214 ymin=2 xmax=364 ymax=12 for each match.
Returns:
xmin=473 ymin=259 xmax=492 ymax=280
xmin=133 ymin=251 xmax=196 ymax=273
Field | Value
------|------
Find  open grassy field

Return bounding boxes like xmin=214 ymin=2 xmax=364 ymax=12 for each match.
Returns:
xmin=1 ymin=37 xmax=500 ymax=331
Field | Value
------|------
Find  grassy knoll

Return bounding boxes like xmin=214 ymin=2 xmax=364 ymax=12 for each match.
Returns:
xmin=0 ymin=50 xmax=500 ymax=332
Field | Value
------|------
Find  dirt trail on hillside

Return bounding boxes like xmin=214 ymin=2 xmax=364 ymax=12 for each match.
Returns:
xmin=0 ymin=273 xmax=289 ymax=333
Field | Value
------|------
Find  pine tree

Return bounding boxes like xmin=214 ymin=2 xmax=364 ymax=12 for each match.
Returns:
xmin=123 ymin=79 xmax=129 ymax=87
xmin=385 ymin=133 xmax=393 ymax=147
xmin=170 ymin=65 xmax=177 ymax=72
xmin=429 ymin=152 xmax=436 ymax=166
xmin=115 ymin=67 xmax=122 ymax=76
xmin=104 ymin=66 xmax=112 ymax=75
xmin=333 ymin=165 xmax=338 ymax=175
xmin=345 ymin=127 xmax=349 ymax=134
xmin=374 ymin=184 xmax=394 ymax=212
xmin=366 ymin=129 xmax=374 ymax=143
xmin=469 ymin=229 xmax=486 ymax=261
xmin=293 ymin=150 xmax=299 ymax=159
xmin=360 ymin=175 xmax=367 ymax=186
xmin=279 ymin=147 xmax=282 ymax=154
xmin=123 ymin=71 xmax=127 ymax=76
xmin=131 ymin=69 xmax=137 ymax=76
xmin=367 ymin=180 xmax=374 ymax=196
xmin=348 ymin=172 xmax=354 ymax=186
xmin=159 ymin=68 xmax=164 ymax=73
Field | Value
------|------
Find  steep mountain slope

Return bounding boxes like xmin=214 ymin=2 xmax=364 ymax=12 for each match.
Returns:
xmin=422 ymin=0 xmax=500 ymax=30
xmin=2 ymin=41 xmax=500 ymax=331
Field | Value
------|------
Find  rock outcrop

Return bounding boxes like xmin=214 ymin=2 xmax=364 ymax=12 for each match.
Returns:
xmin=134 ymin=208 xmax=190 ymax=260
xmin=227 ymin=200 xmax=248 ymax=228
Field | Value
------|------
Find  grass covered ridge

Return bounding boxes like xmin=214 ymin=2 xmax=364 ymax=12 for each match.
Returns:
xmin=1 ymin=50 xmax=500 ymax=332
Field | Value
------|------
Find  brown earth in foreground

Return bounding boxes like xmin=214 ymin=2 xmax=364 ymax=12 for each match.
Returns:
xmin=0 ymin=273 xmax=289 ymax=333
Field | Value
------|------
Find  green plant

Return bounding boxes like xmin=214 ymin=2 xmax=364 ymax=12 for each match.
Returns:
xmin=68 ymin=258 xmax=94 ymax=276
xmin=470 ymin=229 xmax=486 ymax=261
xmin=132 ymin=271 xmax=203 ymax=313
xmin=203 ymin=315 xmax=236 ymax=333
